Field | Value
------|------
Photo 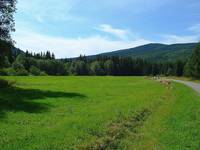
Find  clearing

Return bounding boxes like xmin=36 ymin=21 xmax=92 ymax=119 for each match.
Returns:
xmin=0 ymin=76 xmax=200 ymax=150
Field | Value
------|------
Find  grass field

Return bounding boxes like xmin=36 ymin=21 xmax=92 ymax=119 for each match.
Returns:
xmin=0 ymin=77 xmax=200 ymax=150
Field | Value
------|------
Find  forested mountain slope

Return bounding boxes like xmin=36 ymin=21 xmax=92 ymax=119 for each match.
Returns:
xmin=88 ymin=43 xmax=197 ymax=62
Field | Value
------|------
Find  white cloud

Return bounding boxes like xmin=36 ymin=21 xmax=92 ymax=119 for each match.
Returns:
xmin=161 ymin=24 xmax=200 ymax=44
xmin=162 ymin=34 xmax=200 ymax=44
xmin=97 ymin=24 xmax=134 ymax=40
xmin=188 ymin=24 xmax=200 ymax=34
xmin=13 ymin=29 xmax=152 ymax=58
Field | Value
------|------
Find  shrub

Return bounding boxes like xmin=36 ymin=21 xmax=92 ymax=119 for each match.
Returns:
xmin=12 ymin=61 xmax=29 ymax=76
xmin=4 ymin=68 xmax=17 ymax=76
xmin=90 ymin=61 xmax=105 ymax=75
xmin=16 ymin=68 xmax=29 ymax=76
xmin=0 ymin=79 xmax=14 ymax=88
xmin=12 ymin=62 xmax=24 ymax=71
xmin=40 ymin=71 xmax=48 ymax=76
xmin=3 ymin=56 xmax=11 ymax=68
xmin=0 ymin=69 xmax=7 ymax=76
xmin=30 ymin=66 xmax=41 ymax=76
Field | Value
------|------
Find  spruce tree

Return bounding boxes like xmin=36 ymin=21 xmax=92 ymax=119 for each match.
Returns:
xmin=184 ymin=43 xmax=200 ymax=78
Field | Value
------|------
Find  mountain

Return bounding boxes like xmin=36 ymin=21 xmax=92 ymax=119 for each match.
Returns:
xmin=88 ymin=43 xmax=198 ymax=62
xmin=10 ymin=42 xmax=198 ymax=62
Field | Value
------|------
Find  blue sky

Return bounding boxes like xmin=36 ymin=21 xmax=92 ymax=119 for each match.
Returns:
xmin=13 ymin=0 xmax=200 ymax=58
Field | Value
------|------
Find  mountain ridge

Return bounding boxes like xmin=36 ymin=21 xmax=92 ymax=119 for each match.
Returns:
xmin=86 ymin=43 xmax=197 ymax=62
xmin=12 ymin=42 xmax=198 ymax=62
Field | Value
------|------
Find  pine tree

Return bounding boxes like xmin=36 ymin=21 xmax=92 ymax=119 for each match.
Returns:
xmin=184 ymin=43 xmax=200 ymax=78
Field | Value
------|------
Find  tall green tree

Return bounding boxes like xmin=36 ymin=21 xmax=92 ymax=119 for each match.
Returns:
xmin=90 ymin=61 xmax=104 ymax=75
xmin=69 ymin=61 xmax=88 ymax=75
xmin=104 ymin=60 xmax=114 ymax=75
xmin=175 ymin=60 xmax=185 ymax=76
xmin=0 ymin=0 xmax=17 ymax=42
xmin=0 ymin=0 xmax=17 ymax=68
xmin=184 ymin=43 xmax=200 ymax=78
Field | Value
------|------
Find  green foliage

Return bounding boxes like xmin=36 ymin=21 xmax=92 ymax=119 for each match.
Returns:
xmin=90 ymin=43 xmax=197 ymax=62
xmin=30 ymin=66 xmax=41 ymax=76
xmin=37 ymin=59 xmax=67 ymax=75
xmin=0 ymin=79 xmax=14 ymax=88
xmin=12 ymin=54 xmax=37 ymax=71
xmin=183 ymin=63 xmax=191 ymax=77
xmin=40 ymin=71 xmax=48 ymax=76
xmin=69 ymin=61 xmax=88 ymax=75
xmin=0 ymin=69 xmax=7 ymax=76
xmin=11 ymin=62 xmax=28 ymax=76
xmin=1 ymin=44 xmax=192 ymax=77
xmin=0 ymin=40 xmax=13 ymax=68
xmin=15 ymin=54 xmax=26 ymax=65
xmin=166 ymin=67 xmax=174 ymax=76
xmin=12 ymin=61 xmax=25 ymax=71
xmin=0 ymin=0 xmax=17 ymax=69
xmin=184 ymin=43 xmax=200 ymax=78
xmin=0 ymin=79 xmax=9 ymax=88
xmin=0 ymin=0 xmax=17 ymax=42
xmin=1 ymin=51 xmax=187 ymax=76
xmin=15 ymin=68 xmax=29 ymax=76
xmin=104 ymin=60 xmax=114 ymax=75
xmin=174 ymin=60 xmax=185 ymax=76
xmin=4 ymin=68 xmax=17 ymax=76
xmin=3 ymin=56 xmax=11 ymax=68
xmin=90 ymin=61 xmax=105 ymax=75
xmin=0 ymin=68 xmax=16 ymax=76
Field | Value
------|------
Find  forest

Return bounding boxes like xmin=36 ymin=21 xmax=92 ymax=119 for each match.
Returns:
xmin=0 ymin=41 xmax=200 ymax=78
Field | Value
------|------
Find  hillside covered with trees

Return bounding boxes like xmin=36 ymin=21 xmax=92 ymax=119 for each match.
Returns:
xmin=87 ymin=43 xmax=197 ymax=62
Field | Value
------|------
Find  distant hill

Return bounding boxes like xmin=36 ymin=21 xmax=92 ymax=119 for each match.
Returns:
xmin=87 ymin=43 xmax=197 ymax=62
xmin=10 ymin=42 xmax=198 ymax=62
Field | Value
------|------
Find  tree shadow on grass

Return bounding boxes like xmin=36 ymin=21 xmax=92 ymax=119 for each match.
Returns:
xmin=0 ymin=87 xmax=86 ymax=118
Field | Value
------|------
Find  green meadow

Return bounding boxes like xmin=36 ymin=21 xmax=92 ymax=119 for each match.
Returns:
xmin=0 ymin=76 xmax=200 ymax=149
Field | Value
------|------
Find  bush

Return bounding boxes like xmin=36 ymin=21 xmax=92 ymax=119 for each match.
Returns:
xmin=0 ymin=69 xmax=7 ymax=76
xmin=90 ymin=61 xmax=105 ymax=75
xmin=0 ymin=79 xmax=14 ymax=88
xmin=40 ymin=71 xmax=48 ymax=76
xmin=4 ymin=68 xmax=17 ymax=76
xmin=3 ymin=56 xmax=11 ymax=68
xmin=0 ymin=79 xmax=9 ymax=88
xmin=12 ymin=62 xmax=24 ymax=71
xmin=16 ymin=68 xmax=29 ymax=76
xmin=30 ymin=66 xmax=41 ymax=76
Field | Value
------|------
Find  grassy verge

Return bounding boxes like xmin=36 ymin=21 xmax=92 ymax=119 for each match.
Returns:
xmin=167 ymin=76 xmax=200 ymax=83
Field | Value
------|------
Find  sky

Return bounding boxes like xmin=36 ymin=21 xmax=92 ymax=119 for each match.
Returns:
xmin=13 ymin=0 xmax=200 ymax=58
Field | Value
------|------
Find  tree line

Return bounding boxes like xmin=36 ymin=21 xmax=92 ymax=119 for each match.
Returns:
xmin=0 ymin=52 xmax=189 ymax=77
xmin=0 ymin=41 xmax=200 ymax=78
